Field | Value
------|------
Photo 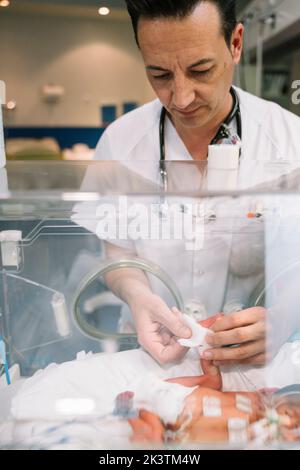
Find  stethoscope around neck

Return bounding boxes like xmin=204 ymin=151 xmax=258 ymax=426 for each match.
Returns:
xmin=158 ymin=86 xmax=242 ymax=190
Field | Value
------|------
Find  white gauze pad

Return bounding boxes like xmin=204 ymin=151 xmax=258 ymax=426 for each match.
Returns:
xmin=178 ymin=314 xmax=211 ymax=351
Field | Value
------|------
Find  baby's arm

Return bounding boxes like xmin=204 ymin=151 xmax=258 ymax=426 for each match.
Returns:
xmin=166 ymin=358 xmax=222 ymax=390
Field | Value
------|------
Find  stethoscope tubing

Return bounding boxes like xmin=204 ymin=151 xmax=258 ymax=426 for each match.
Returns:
xmin=158 ymin=87 xmax=242 ymax=188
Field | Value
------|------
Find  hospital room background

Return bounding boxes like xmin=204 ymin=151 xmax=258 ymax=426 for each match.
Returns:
xmin=1 ymin=0 xmax=300 ymax=450
xmin=0 ymin=0 xmax=300 ymax=160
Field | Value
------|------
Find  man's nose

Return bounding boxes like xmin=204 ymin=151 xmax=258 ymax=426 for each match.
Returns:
xmin=172 ymin=77 xmax=196 ymax=110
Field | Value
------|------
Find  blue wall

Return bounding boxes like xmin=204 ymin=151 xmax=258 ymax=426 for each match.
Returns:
xmin=4 ymin=127 xmax=105 ymax=149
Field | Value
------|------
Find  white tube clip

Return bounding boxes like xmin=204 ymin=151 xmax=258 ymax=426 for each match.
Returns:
xmin=51 ymin=293 xmax=71 ymax=338
xmin=0 ymin=230 xmax=22 ymax=269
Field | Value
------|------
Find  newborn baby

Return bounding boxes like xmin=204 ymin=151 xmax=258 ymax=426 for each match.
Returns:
xmin=125 ymin=314 xmax=300 ymax=447
xmin=5 ymin=313 xmax=299 ymax=449
xmin=128 ymin=359 xmax=300 ymax=446
xmin=127 ymin=356 xmax=264 ymax=446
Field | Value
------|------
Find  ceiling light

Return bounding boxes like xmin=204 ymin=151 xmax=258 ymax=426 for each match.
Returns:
xmin=98 ymin=7 xmax=110 ymax=16
xmin=7 ymin=100 xmax=17 ymax=110
xmin=0 ymin=0 xmax=10 ymax=7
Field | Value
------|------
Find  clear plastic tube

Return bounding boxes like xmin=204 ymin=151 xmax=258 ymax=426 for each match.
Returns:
xmin=72 ymin=257 xmax=184 ymax=341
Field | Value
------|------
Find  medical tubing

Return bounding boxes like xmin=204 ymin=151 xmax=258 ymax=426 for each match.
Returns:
xmin=72 ymin=258 xmax=184 ymax=340
xmin=4 ymin=362 xmax=10 ymax=385
xmin=0 ymin=335 xmax=11 ymax=385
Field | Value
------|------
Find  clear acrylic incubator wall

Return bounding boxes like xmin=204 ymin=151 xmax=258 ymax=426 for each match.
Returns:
xmin=0 ymin=159 xmax=300 ymax=449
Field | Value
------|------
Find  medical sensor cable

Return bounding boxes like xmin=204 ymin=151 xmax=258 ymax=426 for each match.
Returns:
xmin=0 ymin=335 xmax=11 ymax=385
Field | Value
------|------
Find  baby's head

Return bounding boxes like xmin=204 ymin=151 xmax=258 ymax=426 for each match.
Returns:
xmin=274 ymin=385 xmax=300 ymax=435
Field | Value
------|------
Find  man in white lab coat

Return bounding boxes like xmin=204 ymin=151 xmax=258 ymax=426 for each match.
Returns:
xmin=93 ymin=0 xmax=300 ymax=366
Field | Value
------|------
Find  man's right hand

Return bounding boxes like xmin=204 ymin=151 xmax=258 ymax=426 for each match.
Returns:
xmin=130 ymin=293 xmax=192 ymax=365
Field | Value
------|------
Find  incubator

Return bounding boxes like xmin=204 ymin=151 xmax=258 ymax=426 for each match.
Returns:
xmin=0 ymin=159 xmax=300 ymax=450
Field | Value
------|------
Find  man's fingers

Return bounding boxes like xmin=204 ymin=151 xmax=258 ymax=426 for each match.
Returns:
xmin=139 ymin=329 xmax=187 ymax=365
xmin=155 ymin=306 xmax=191 ymax=339
xmin=205 ymin=321 xmax=266 ymax=347
xmin=210 ymin=307 xmax=266 ymax=333
xmin=136 ymin=307 xmax=189 ymax=364
xmin=213 ymin=353 xmax=267 ymax=366
xmin=153 ymin=341 xmax=188 ymax=365
xmin=201 ymin=339 xmax=266 ymax=362
xmin=241 ymin=352 xmax=267 ymax=366
xmin=159 ymin=327 xmax=172 ymax=346
xmin=171 ymin=307 xmax=182 ymax=318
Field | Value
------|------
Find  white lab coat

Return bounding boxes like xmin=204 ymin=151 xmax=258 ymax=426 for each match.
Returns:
xmin=94 ymin=87 xmax=300 ymax=177
xmin=91 ymin=87 xmax=300 ymax=319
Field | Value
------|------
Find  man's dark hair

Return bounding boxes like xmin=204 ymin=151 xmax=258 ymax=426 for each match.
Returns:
xmin=125 ymin=0 xmax=237 ymax=48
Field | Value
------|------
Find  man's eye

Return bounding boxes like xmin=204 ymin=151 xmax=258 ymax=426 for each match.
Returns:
xmin=152 ymin=74 xmax=171 ymax=80
xmin=192 ymin=69 xmax=211 ymax=76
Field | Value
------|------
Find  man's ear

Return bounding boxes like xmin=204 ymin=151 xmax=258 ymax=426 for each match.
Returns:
xmin=231 ymin=23 xmax=244 ymax=65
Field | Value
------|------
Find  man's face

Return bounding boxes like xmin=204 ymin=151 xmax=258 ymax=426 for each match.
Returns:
xmin=138 ymin=2 xmax=243 ymax=130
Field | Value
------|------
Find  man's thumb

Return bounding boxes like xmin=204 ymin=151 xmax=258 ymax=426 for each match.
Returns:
xmin=163 ymin=310 xmax=191 ymax=338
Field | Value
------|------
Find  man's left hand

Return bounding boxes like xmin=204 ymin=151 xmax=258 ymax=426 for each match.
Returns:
xmin=202 ymin=307 xmax=267 ymax=366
